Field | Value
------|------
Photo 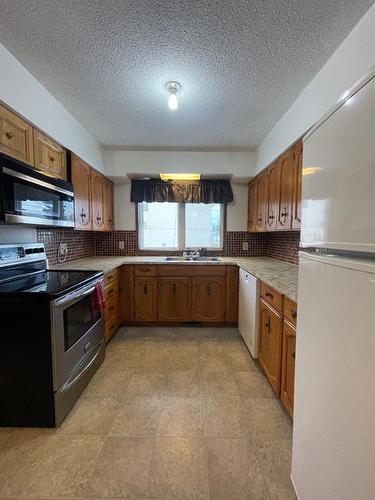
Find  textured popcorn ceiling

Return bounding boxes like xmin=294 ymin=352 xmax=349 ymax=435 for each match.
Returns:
xmin=0 ymin=0 xmax=372 ymax=148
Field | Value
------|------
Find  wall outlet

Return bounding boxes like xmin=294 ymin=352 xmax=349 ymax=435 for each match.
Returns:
xmin=242 ymin=241 xmax=249 ymax=251
xmin=119 ymin=241 xmax=125 ymax=250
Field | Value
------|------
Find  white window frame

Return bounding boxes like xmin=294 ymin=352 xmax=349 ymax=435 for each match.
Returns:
xmin=137 ymin=202 xmax=225 ymax=251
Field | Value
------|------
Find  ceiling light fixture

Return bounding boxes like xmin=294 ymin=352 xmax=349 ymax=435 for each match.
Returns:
xmin=165 ymin=81 xmax=181 ymax=111
xmin=159 ymin=173 xmax=201 ymax=181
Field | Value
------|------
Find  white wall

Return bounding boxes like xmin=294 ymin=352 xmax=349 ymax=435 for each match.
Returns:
xmin=0 ymin=43 xmax=104 ymax=173
xmin=104 ymin=149 xmax=256 ymax=181
xmin=0 ymin=225 xmax=37 ymax=244
xmin=256 ymin=4 xmax=375 ymax=173
xmin=114 ymin=182 xmax=249 ymax=231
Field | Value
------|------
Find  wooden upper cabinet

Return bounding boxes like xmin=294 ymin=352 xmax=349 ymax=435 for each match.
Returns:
xmin=103 ymin=177 xmax=114 ymax=231
xmin=192 ymin=277 xmax=226 ymax=322
xmin=71 ymin=154 xmax=92 ymax=230
xmin=158 ymin=277 xmax=191 ymax=322
xmin=258 ymin=298 xmax=283 ymax=395
xmin=292 ymin=141 xmax=303 ymax=229
xmin=248 ymin=180 xmax=257 ymax=232
xmin=134 ymin=277 xmax=157 ymax=321
xmin=281 ymin=320 xmax=296 ymax=417
xmin=33 ymin=130 xmax=67 ymax=180
xmin=0 ymin=104 xmax=34 ymax=165
xmin=255 ymin=172 xmax=267 ymax=232
xmin=266 ymin=161 xmax=280 ymax=231
xmin=91 ymin=169 xmax=105 ymax=230
xmin=277 ymin=148 xmax=294 ymax=230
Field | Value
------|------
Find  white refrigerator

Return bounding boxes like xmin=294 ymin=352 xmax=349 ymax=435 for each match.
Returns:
xmin=292 ymin=69 xmax=375 ymax=500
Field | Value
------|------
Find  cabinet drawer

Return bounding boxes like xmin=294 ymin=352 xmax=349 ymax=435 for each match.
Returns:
xmin=157 ymin=265 xmax=226 ymax=277
xmin=0 ymin=104 xmax=34 ymax=165
xmin=134 ymin=265 xmax=157 ymax=276
xmin=283 ymin=297 xmax=297 ymax=327
xmin=104 ymin=268 xmax=119 ymax=288
xmin=33 ymin=130 xmax=67 ymax=180
xmin=260 ymin=282 xmax=283 ymax=313
xmin=104 ymin=293 xmax=119 ymax=321
xmin=104 ymin=280 xmax=119 ymax=299
xmin=104 ymin=316 xmax=119 ymax=342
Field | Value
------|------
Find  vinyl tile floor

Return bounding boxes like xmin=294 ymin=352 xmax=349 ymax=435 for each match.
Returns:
xmin=0 ymin=326 xmax=296 ymax=500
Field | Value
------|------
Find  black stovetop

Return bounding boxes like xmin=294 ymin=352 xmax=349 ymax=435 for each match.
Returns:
xmin=0 ymin=269 xmax=102 ymax=297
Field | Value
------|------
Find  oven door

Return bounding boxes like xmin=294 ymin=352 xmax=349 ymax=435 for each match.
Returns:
xmin=1 ymin=158 xmax=74 ymax=227
xmin=51 ymin=280 xmax=104 ymax=390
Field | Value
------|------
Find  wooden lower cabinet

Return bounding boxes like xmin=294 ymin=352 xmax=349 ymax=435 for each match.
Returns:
xmin=103 ymin=269 xmax=120 ymax=343
xmin=192 ymin=277 xmax=226 ymax=322
xmin=121 ymin=265 xmax=237 ymax=325
xmin=226 ymin=266 xmax=239 ymax=322
xmin=258 ymin=298 xmax=283 ymax=395
xmin=134 ymin=277 xmax=157 ymax=322
xmin=158 ymin=277 xmax=191 ymax=321
xmin=280 ymin=320 xmax=296 ymax=417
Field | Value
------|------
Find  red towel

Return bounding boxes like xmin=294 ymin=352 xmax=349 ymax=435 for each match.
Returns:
xmin=92 ymin=282 xmax=106 ymax=314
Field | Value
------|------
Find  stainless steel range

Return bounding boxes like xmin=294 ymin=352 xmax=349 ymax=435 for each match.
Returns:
xmin=0 ymin=243 xmax=105 ymax=427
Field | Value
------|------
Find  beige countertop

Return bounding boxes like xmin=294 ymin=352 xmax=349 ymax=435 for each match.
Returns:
xmin=51 ymin=255 xmax=298 ymax=301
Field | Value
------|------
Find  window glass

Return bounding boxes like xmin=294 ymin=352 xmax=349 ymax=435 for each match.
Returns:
xmin=138 ymin=202 xmax=179 ymax=249
xmin=185 ymin=203 xmax=222 ymax=248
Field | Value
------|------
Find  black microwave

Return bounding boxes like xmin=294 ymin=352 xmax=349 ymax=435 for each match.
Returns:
xmin=0 ymin=154 xmax=74 ymax=228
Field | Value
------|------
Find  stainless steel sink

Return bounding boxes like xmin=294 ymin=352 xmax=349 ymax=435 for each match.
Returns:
xmin=164 ymin=256 xmax=220 ymax=262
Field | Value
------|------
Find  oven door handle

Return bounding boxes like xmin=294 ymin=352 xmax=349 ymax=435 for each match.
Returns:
xmin=59 ymin=341 xmax=104 ymax=394
xmin=53 ymin=282 xmax=101 ymax=309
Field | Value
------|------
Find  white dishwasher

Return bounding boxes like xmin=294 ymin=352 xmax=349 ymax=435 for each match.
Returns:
xmin=238 ymin=268 xmax=259 ymax=358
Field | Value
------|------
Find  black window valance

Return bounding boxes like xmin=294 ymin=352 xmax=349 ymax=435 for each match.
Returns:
xmin=130 ymin=179 xmax=233 ymax=204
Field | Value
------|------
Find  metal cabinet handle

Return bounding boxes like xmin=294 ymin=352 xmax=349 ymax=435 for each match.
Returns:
xmin=80 ymin=208 xmax=86 ymax=220
xmin=265 ymin=291 xmax=274 ymax=299
xmin=144 ymin=284 xmax=148 ymax=295
xmin=291 ymin=309 xmax=297 ymax=319
xmin=5 ymin=131 xmax=13 ymax=139
xmin=291 ymin=351 xmax=296 ymax=359
xmin=97 ymin=215 xmax=102 ymax=222
xmin=281 ymin=207 xmax=288 ymax=220
xmin=50 ymin=156 xmax=55 ymax=162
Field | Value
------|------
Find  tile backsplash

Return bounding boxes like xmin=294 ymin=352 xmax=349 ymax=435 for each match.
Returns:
xmin=95 ymin=230 xmax=266 ymax=258
xmin=37 ymin=228 xmax=300 ymax=266
xmin=37 ymin=229 xmax=96 ymax=266
xmin=264 ymin=231 xmax=300 ymax=265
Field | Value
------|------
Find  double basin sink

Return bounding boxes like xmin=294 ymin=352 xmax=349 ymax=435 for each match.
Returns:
xmin=164 ymin=256 xmax=220 ymax=262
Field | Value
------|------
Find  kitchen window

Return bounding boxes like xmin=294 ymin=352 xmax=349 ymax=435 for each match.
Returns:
xmin=137 ymin=202 xmax=224 ymax=250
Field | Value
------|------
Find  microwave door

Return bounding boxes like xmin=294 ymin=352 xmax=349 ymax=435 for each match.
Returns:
xmin=2 ymin=164 xmax=74 ymax=227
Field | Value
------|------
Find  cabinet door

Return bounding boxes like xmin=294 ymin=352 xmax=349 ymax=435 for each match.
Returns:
xmin=0 ymin=104 xmax=34 ymax=165
xmin=103 ymin=177 xmax=114 ymax=231
xmin=71 ymin=154 xmax=92 ymax=230
xmin=292 ymin=141 xmax=303 ymax=229
xmin=226 ymin=266 xmax=239 ymax=322
xmin=122 ymin=265 xmax=135 ymax=323
xmin=248 ymin=180 xmax=257 ymax=232
xmin=276 ymin=148 xmax=294 ymax=230
xmin=258 ymin=298 xmax=283 ymax=395
xmin=192 ymin=277 xmax=226 ymax=322
xmin=134 ymin=277 xmax=157 ymax=322
xmin=91 ymin=169 xmax=105 ymax=230
xmin=33 ymin=130 xmax=67 ymax=180
xmin=256 ymin=172 xmax=267 ymax=232
xmin=266 ymin=161 xmax=280 ymax=231
xmin=280 ymin=320 xmax=296 ymax=417
xmin=158 ymin=277 xmax=191 ymax=322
